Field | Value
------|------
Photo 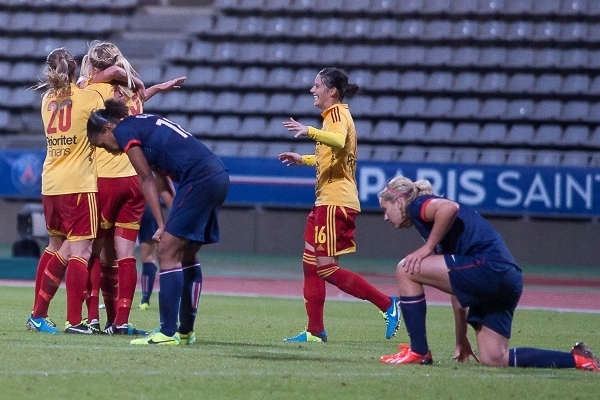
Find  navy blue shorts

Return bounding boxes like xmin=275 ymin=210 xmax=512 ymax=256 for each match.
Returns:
xmin=445 ymin=254 xmax=523 ymax=338
xmin=164 ymin=170 xmax=229 ymax=244
xmin=138 ymin=205 xmax=158 ymax=243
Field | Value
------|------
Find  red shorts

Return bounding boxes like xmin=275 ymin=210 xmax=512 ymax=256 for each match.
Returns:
xmin=96 ymin=176 xmax=145 ymax=241
xmin=42 ymin=193 xmax=98 ymax=241
xmin=303 ymin=205 xmax=358 ymax=257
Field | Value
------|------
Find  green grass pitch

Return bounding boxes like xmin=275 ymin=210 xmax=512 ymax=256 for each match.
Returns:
xmin=0 ymin=286 xmax=598 ymax=400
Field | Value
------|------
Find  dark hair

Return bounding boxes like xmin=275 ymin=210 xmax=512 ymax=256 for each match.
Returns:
xmin=87 ymin=98 xmax=129 ymax=139
xmin=318 ymin=67 xmax=359 ymax=101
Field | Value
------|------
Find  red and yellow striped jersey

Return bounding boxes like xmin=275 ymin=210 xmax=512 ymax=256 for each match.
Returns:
xmin=41 ymin=83 xmax=102 ymax=195
xmin=85 ymin=82 xmax=143 ymax=178
xmin=310 ymin=104 xmax=360 ymax=211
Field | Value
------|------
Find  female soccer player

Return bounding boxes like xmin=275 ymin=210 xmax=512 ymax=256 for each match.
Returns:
xmin=79 ymin=40 xmax=184 ymax=334
xmin=377 ymin=175 xmax=599 ymax=371
xmin=137 ymin=205 xmax=159 ymax=311
xmin=27 ymin=47 xmax=103 ymax=334
xmin=87 ymin=99 xmax=229 ymax=345
xmin=278 ymin=67 xmax=399 ymax=342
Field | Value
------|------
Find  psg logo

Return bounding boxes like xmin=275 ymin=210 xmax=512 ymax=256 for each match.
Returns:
xmin=10 ymin=153 xmax=43 ymax=197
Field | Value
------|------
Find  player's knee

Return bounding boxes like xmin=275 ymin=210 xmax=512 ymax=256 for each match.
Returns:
xmin=479 ymin=348 xmax=509 ymax=367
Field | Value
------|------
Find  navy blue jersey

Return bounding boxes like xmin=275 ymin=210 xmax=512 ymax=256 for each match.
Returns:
xmin=408 ymin=195 xmax=518 ymax=267
xmin=113 ymin=114 xmax=226 ymax=183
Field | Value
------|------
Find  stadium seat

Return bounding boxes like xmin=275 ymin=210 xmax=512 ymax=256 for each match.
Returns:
xmin=560 ymin=74 xmax=590 ymax=94
xmin=372 ymin=70 xmax=399 ymax=90
xmin=213 ymin=42 xmax=240 ymax=62
xmin=425 ymin=46 xmax=452 ymax=66
xmin=533 ymin=48 xmax=561 ymax=68
xmin=426 ymin=147 xmax=453 ymax=164
xmin=506 ymin=149 xmax=535 ymax=166
xmin=506 ymin=48 xmax=535 ymax=68
xmin=561 ymin=101 xmax=590 ymax=121
xmin=372 ymin=45 xmax=400 ymax=66
xmin=11 ymin=88 xmax=38 ymax=109
xmin=532 ymin=73 xmax=562 ymax=94
xmin=318 ymin=18 xmax=345 ymax=39
xmin=264 ymin=67 xmax=295 ymax=89
xmin=187 ymin=66 xmax=215 ymax=86
xmin=213 ymin=16 xmax=239 ymax=36
xmin=505 ymin=124 xmax=535 ymax=145
xmin=423 ymin=20 xmax=451 ymax=40
xmin=479 ymin=123 xmax=508 ymax=145
xmin=562 ymin=49 xmax=588 ymax=68
xmin=424 ymin=97 xmax=454 ymax=118
xmin=238 ymin=141 xmax=267 ymax=157
xmin=505 ymin=0 xmax=533 ymax=15
xmin=479 ymin=149 xmax=507 ymax=165
xmin=346 ymin=96 xmax=373 ymax=117
xmin=453 ymin=98 xmax=480 ymax=118
xmin=561 ymin=125 xmax=589 ymax=145
xmin=213 ymin=140 xmax=241 ymax=157
xmin=354 ymin=119 xmax=372 ymax=138
xmin=239 ymin=93 xmax=268 ymax=113
xmin=534 ymin=150 xmax=561 ymax=166
xmin=213 ymin=67 xmax=242 ymax=86
xmin=346 ymin=44 xmax=372 ymax=66
xmin=156 ymin=91 xmax=188 ymax=113
xmin=399 ymin=121 xmax=427 ymax=142
xmin=506 ymin=21 xmax=534 ymax=41
xmin=185 ymin=91 xmax=216 ymax=112
xmin=480 ymin=99 xmax=508 ymax=119
xmin=425 ymin=71 xmax=453 ymax=92
xmin=345 ymin=19 xmax=371 ymax=39
xmin=188 ymin=115 xmax=215 ymax=136
xmin=7 ymin=62 xmax=39 ymax=83
xmin=532 ymin=0 xmax=561 ymax=15
xmin=561 ymin=22 xmax=587 ymax=42
xmin=266 ymin=93 xmax=294 ymax=114
xmin=372 ymin=120 xmax=400 ymax=141
xmin=588 ymin=102 xmax=600 ymax=122
xmin=187 ymin=41 xmax=214 ymax=61
xmin=372 ymin=19 xmax=399 ymax=39
xmin=31 ymin=12 xmax=61 ymax=34
xmin=453 ymin=122 xmax=480 ymax=144
xmin=238 ymin=67 xmax=268 ymax=88
xmin=292 ymin=43 xmax=319 ymax=63
xmin=292 ymin=68 xmax=316 ymax=89
xmin=350 ymin=69 xmax=373 ymax=88
xmin=238 ymin=43 xmax=267 ymax=63
xmin=371 ymin=146 xmax=400 ymax=162
xmin=319 ymin=44 xmax=345 ymax=65
xmin=400 ymin=146 xmax=427 ymax=163
xmin=239 ymin=116 xmax=267 ymax=137
xmin=265 ymin=142 xmax=292 ymax=158
xmin=561 ymin=151 xmax=589 ymax=167
xmin=373 ymin=95 xmax=402 ymax=117
xmin=137 ymin=64 xmax=162 ymax=86
xmin=453 ymin=147 xmax=479 ymax=164
xmin=506 ymin=73 xmax=535 ymax=94
xmin=451 ymin=47 xmax=479 ymax=67
xmin=533 ymin=21 xmax=560 ymax=42
xmin=292 ymin=94 xmax=317 ymax=114
xmin=506 ymin=99 xmax=534 ymax=120
xmin=532 ymin=125 xmax=562 ymax=146
xmin=452 ymin=20 xmax=478 ymax=40
xmin=396 ymin=96 xmax=424 ymax=118
xmin=533 ymin=100 xmax=562 ymax=121
xmin=426 ymin=122 xmax=454 ymax=143
xmin=398 ymin=71 xmax=426 ymax=90
xmin=291 ymin=18 xmax=319 ymax=39
xmin=478 ymin=21 xmax=507 ymax=41
xmin=453 ymin=72 xmax=480 ymax=92
xmin=262 ymin=17 xmax=293 ymax=37
xmin=480 ymin=72 xmax=508 ymax=92
xmin=8 ymin=12 xmax=36 ymax=32
xmin=370 ymin=0 xmax=401 ymax=14
xmin=478 ymin=47 xmax=506 ymax=67
xmin=213 ymin=116 xmax=242 ymax=137
xmin=238 ymin=16 xmax=265 ymax=36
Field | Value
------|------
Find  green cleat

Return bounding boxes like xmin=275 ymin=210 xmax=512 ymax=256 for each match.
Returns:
xmin=138 ymin=303 xmax=149 ymax=311
xmin=284 ymin=329 xmax=327 ymax=343
xmin=176 ymin=331 xmax=196 ymax=345
xmin=130 ymin=331 xmax=180 ymax=346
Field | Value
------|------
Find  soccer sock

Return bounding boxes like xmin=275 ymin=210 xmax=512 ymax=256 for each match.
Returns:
xmin=33 ymin=248 xmax=54 ymax=311
xmin=86 ymin=254 xmax=101 ymax=323
xmin=508 ymin=348 xmax=576 ymax=368
xmin=399 ymin=294 xmax=429 ymax=356
xmin=158 ymin=267 xmax=183 ymax=337
xmin=32 ymin=252 xmax=68 ymax=319
xmin=65 ymin=256 xmax=89 ymax=326
xmin=302 ymin=249 xmax=326 ymax=334
xmin=100 ymin=261 xmax=118 ymax=325
xmin=114 ymin=257 xmax=137 ymax=327
xmin=178 ymin=263 xmax=202 ymax=334
xmin=140 ymin=262 xmax=158 ymax=304
xmin=317 ymin=262 xmax=391 ymax=311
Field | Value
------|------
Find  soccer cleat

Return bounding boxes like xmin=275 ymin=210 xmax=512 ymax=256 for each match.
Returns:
xmin=380 ymin=344 xmax=433 ymax=365
xmin=26 ymin=316 xmax=60 ymax=334
xmin=103 ymin=324 xmax=148 ymax=336
xmin=130 ymin=331 xmax=180 ymax=346
xmin=86 ymin=318 xmax=101 ymax=332
xmin=571 ymin=342 xmax=600 ymax=372
xmin=64 ymin=321 xmax=95 ymax=334
xmin=138 ymin=303 xmax=149 ymax=311
xmin=176 ymin=331 xmax=196 ymax=345
xmin=283 ymin=329 xmax=327 ymax=343
xmin=384 ymin=297 xmax=401 ymax=339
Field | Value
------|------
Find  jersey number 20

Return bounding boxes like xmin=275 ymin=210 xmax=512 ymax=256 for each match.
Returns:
xmin=46 ymin=100 xmax=72 ymax=134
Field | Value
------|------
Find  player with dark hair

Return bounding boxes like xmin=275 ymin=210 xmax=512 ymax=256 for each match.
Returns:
xmin=87 ymin=99 xmax=229 ymax=345
xmin=27 ymin=47 xmax=103 ymax=334
xmin=79 ymin=40 xmax=184 ymax=334
xmin=377 ymin=175 xmax=599 ymax=372
xmin=278 ymin=67 xmax=400 ymax=342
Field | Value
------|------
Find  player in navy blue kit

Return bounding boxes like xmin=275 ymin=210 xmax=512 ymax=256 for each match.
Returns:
xmin=377 ymin=175 xmax=599 ymax=372
xmin=87 ymin=99 xmax=229 ymax=345
xmin=137 ymin=205 xmax=159 ymax=311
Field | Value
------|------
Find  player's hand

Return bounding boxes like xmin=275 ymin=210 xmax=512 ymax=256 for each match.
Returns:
xmin=399 ymin=245 xmax=432 ymax=274
xmin=155 ymin=76 xmax=187 ymax=92
xmin=453 ymin=338 xmax=480 ymax=363
xmin=282 ymin=118 xmax=308 ymax=137
xmin=278 ymin=152 xmax=303 ymax=167
xmin=152 ymin=227 xmax=164 ymax=242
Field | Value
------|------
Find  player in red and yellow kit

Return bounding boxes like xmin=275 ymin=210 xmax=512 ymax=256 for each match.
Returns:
xmin=278 ymin=68 xmax=400 ymax=342
xmin=27 ymin=47 xmax=103 ymax=334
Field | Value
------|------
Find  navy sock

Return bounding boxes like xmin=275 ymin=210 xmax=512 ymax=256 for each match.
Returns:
xmin=158 ymin=268 xmax=183 ymax=337
xmin=178 ymin=263 xmax=203 ymax=334
xmin=141 ymin=262 xmax=157 ymax=304
xmin=509 ymin=348 xmax=576 ymax=368
xmin=399 ymin=294 xmax=428 ymax=356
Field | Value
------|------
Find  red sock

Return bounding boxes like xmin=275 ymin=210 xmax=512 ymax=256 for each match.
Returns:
xmin=317 ymin=262 xmax=391 ymax=312
xmin=100 ymin=261 xmax=118 ymax=325
xmin=32 ymin=253 xmax=68 ymax=319
xmin=32 ymin=248 xmax=55 ymax=311
xmin=303 ymin=249 xmax=326 ymax=334
xmin=114 ymin=257 xmax=137 ymax=326
xmin=65 ymin=256 xmax=89 ymax=326
xmin=86 ymin=254 xmax=101 ymax=323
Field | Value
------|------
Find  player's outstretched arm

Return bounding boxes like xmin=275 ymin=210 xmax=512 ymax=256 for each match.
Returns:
xmin=144 ymin=76 xmax=187 ymax=102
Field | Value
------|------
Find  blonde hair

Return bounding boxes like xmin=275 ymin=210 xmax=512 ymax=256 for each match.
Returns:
xmin=378 ymin=175 xmax=434 ymax=214
xmin=33 ymin=47 xmax=76 ymax=95
xmin=81 ymin=40 xmax=140 ymax=99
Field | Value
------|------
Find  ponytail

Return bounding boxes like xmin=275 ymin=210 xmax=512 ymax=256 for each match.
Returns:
xmin=87 ymin=98 xmax=129 ymax=140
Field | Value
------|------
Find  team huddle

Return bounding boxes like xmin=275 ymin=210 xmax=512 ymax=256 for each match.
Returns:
xmin=24 ymin=41 xmax=599 ymax=371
